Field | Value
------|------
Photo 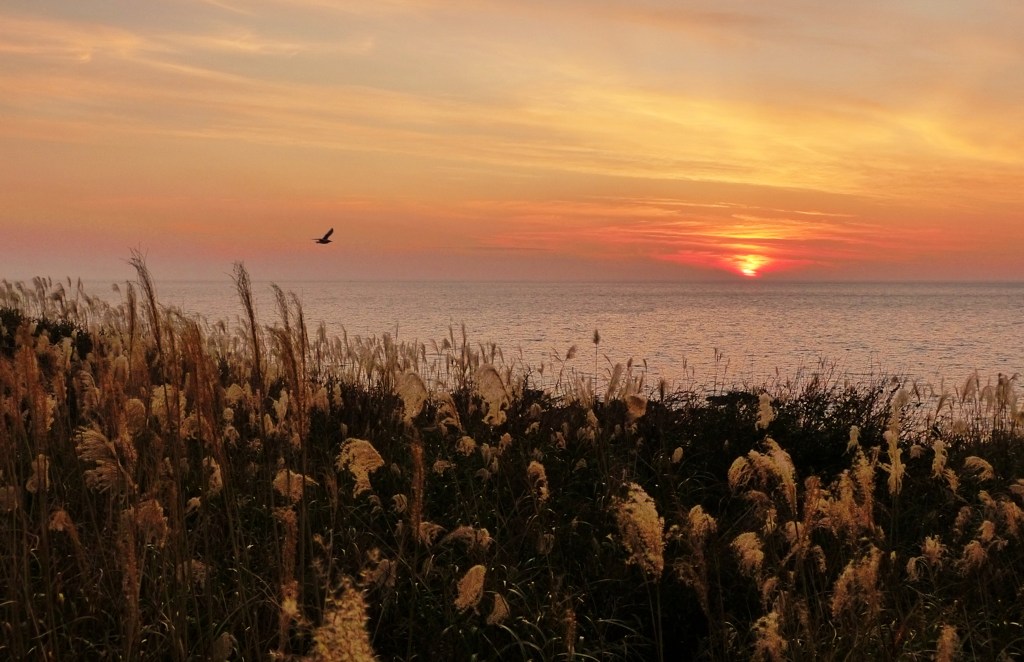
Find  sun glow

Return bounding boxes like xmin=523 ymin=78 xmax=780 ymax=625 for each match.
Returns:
xmin=733 ymin=254 xmax=770 ymax=278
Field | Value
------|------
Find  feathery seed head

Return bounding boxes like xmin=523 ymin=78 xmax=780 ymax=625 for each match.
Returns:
xmin=225 ymin=383 xmax=246 ymax=405
xmin=475 ymin=365 xmax=509 ymax=426
xmin=124 ymin=398 xmax=147 ymax=435
xmin=397 ymin=371 xmax=428 ymax=424
xmin=752 ymin=609 xmax=788 ymax=662
xmin=454 ymin=564 xmax=487 ymax=612
xmin=498 ymin=432 xmax=512 ymax=456
xmin=935 ymin=625 xmax=959 ymax=662
xmin=765 ymin=438 xmax=797 ymax=511
xmin=132 ymin=498 xmax=169 ymax=547
xmin=150 ymin=384 xmax=185 ymax=431
xmin=418 ymin=521 xmax=446 ymax=546
xmin=999 ymin=498 xmax=1024 ymax=538
xmin=931 ymin=439 xmax=948 ymax=478
xmin=847 ymin=425 xmax=860 ymax=452
xmin=456 ymin=435 xmax=477 ymax=457
xmin=309 ymin=577 xmax=378 ymax=661
xmin=882 ymin=430 xmax=905 ymax=496
xmin=756 ymin=393 xmax=775 ymax=430
xmin=830 ymin=546 xmax=882 ymax=619
xmin=731 ymin=532 xmax=764 ymax=577
xmin=687 ymin=505 xmax=717 ymax=543
xmin=203 ymin=457 xmax=223 ymax=495
xmin=527 ymin=460 xmax=550 ymax=503
xmin=273 ymin=468 xmax=317 ymax=504
xmin=625 ymin=394 xmax=647 ymax=423
xmin=922 ymin=536 xmax=946 ymax=567
xmin=337 ymin=438 xmax=385 ymax=497
xmin=963 ymin=456 xmax=995 ymax=481
xmin=48 ymin=508 xmax=77 ymax=536
xmin=728 ymin=457 xmax=751 ymax=491
xmin=613 ymin=483 xmax=665 ymax=579
xmin=959 ymin=540 xmax=987 ymax=574
xmin=486 ymin=593 xmax=510 ymax=626
xmin=75 ymin=427 xmax=133 ymax=494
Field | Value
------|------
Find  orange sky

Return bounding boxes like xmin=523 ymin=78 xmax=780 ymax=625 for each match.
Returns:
xmin=2 ymin=0 xmax=1023 ymax=281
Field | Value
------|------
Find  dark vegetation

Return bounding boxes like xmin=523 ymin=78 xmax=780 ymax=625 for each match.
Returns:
xmin=2 ymin=267 xmax=1023 ymax=660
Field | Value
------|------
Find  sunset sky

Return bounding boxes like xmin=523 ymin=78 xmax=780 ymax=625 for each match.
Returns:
xmin=2 ymin=0 xmax=1023 ymax=281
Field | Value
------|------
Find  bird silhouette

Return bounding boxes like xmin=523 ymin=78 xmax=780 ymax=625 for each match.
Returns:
xmin=313 ymin=228 xmax=334 ymax=244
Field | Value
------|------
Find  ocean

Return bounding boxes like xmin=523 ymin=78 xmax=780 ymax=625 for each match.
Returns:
xmin=93 ymin=279 xmax=1021 ymax=392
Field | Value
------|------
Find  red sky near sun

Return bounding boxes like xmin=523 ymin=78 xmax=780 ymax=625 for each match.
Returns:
xmin=1 ymin=1 xmax=1023 ymax=281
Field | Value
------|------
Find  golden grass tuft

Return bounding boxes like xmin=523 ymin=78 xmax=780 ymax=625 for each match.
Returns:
xmin=130 ymin=498 xmax=170 ymax=547
xmin=475 ymin=364 xmax=509 ymax=425
xmin=396 ymin=371 xmax=428 ymax=424
xmin=124 ymin=397 xmax=148 ymax=435
xmin=486 ymin=592 xmax=510 ymax=626
xmin=752 ymin=609 xmax=787 ymax=662
xmin=527 ymin=460 xmax=550 ymax=503
xmin=613 ymin=482 xmax=665 ymax=579
xmin=963 ymin=455 xmax=995 ymax=481
xmin=456 ymin=435 xmax=477 ymax=457
xmin=731 ymin=531 xmax=765 ymax=578
xmin=273 ymin=468 xmax=318 ymax=504
xmin=756 ymin=393 xmax=775 ymax=430
xmin=74 ymin=427 xmax=135 ymax=494
xmin=305 ymin=577 xmax=378 ymax=662
xmin=935 ymin=624 xmax=960 ymax=662
xmin=453 ymin=564 xmax=487 ymax=613
xmin=830 ymin=545 xmax=882 ymax=620
xmin=687 ymin=505 xmax=718 ymax=544
xmin=337 ymin=438 xmax=385 ymax=497
xmin=417 ymin=521 xmax=446 ymax=547
xmin=625 ymin=393 xmax=648 ymax=423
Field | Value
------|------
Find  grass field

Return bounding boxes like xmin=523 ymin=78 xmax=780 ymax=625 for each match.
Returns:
xmin=2 ymin=260 xmax=1023 ymax=660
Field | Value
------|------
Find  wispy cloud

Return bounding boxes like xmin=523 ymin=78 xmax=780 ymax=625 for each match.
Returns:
xmin=1 ymin=1 xmax=1022 ymax=280
xmin=476 ymin=197 xmax=952 ymax=277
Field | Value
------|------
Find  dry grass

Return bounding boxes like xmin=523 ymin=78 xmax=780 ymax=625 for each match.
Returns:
xmin=2 ymin=267 xmax=1024 ymax=660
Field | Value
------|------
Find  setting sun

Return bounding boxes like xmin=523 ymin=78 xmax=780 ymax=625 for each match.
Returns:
xmin=732 ymin=254 xmax=770 ymax=278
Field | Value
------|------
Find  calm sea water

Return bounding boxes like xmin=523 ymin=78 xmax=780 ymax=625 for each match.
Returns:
xmin=94 ymin=280 xmax=1024 ymax=390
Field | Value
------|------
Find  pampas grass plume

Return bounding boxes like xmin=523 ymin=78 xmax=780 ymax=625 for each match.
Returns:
xmin=613 ymin=483 xmax=665 ymax=579
xmin=306 ymin=577 xmax=378 ymax=661
xmin=731 ymin=532 xmax=765 ymax=577
xmin=454 ymin=564 xmax=486 ymax=612
xmin=527 ymin=460 xmax=550 ymax=503
xmin=337 ymin=438 xmax=385 ymax=497
xmin=397 ymin=371 xmax=428 ymax=424
xmin=273 ymin=468 xmax=317 ymax=504
xmin=963 ymin=456 xmax=995 ymax=481
xmin=756 ymin=393 xmax=775 ymax=430
xmin=486 ymin=593 xmax=510 ymax=626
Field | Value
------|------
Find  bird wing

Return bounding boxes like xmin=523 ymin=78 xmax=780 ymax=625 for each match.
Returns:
xmin=323 ymin=228 xmax=334 ymax=240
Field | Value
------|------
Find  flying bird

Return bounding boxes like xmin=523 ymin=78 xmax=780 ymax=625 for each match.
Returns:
xmin=313 ymin=228 xmax=334 ymax=244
